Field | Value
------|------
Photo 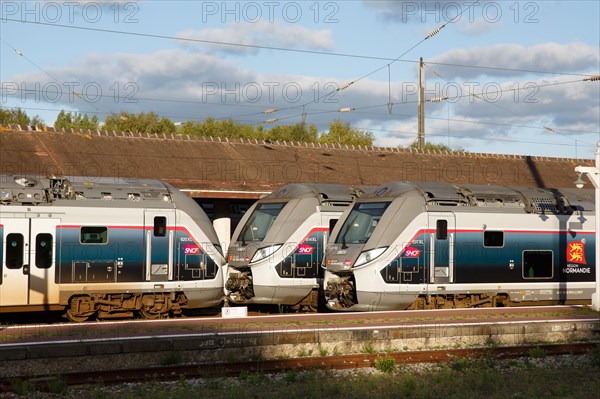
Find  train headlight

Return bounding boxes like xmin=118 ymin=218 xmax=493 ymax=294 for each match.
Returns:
xmin=354 ymin=247 xmax=388 ymax=267
xmin=250 ymin=244 xmax=282 ymax=263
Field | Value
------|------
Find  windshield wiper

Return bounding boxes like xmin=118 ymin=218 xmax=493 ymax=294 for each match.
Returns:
xmin=341 ymin=215 xmax=357 ymax=249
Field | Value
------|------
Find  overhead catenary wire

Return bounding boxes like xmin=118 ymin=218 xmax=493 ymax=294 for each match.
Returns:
xmin=3 ymin=12 xmax=599 ymax=153
xmin=4 ymin=74 xmax=599 ymax=138
xmin=1 ymin=38 xmax=99 ymax=113
xmin=4 ymin=103 xmax=598 ymax=152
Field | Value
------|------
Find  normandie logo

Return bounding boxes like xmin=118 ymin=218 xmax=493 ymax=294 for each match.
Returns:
xmin=567 ymin=241 xmax=586 ymax=265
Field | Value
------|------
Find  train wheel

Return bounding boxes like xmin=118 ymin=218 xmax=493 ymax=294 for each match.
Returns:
xmin=139 ymin=308 xmax=168 ymax=319
xmin=65 ymin=309 xmax=93 ymax=322
xmin=65 ymin=296 xmax=96 ymax=322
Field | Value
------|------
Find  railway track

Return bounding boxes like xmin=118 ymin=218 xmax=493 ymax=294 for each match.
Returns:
xmin=1 ymin=342 xmax=596 ymax=393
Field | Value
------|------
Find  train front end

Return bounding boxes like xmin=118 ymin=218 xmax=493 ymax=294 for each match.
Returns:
xmin=226 ymin=184 xmax=358 ymax=310
xmin=323 ymin=183 xmax=426 ymax=311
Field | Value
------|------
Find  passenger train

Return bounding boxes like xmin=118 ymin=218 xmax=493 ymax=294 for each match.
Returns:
xmin=0 ymin=174 xmax=225 ymax=321
xmin=225 ymin=183 xmax=364 ymax=311
xmin=324 ymin=181 xmax=596 ymax=311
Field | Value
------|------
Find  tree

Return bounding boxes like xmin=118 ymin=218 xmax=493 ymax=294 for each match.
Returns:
xmin=103 ymin=111 xmax=175 ymax=134
xmin=265 ymin=122 xmax=318 ymax=142
xmin=30 ymin=115 xmax=45 ymax=127
xmin=55 ymin=110 xmax=99 ymax=129
xmin=180 ymin=118 xmax=259 ymax=139
xmin=319 ymin=119 xmax=374 ymax=146
xmin=408 ymin=141 xmax=464 ymax=152
xmin=0 ymin=108 xmax=31 ymax=125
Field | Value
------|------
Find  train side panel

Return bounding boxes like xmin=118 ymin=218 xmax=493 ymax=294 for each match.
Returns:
xmin=325 ymin=182 xmax=596 ymax=311
xmin=0 ymin=175 xmax=224 ymax=319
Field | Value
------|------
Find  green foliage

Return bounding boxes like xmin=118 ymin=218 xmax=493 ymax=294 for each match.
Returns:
xmin=180 ymin=117 xmax=258 ymax=139
xmin=0 ymin=108 xmax=33 ymax=125
xmin=297 ymin=347 xmax=313 ymax=357
xmin=30 ymin=115 xmax=45 ymax=127
xmin=408 ymin=140 xmax=463 ymax=152
xmin=103 ymin=111 xmax=176 ymax=134
xmin=448 ymin=355 xmax=469 ymax=371
xmin=10 ymin=378 xmax=34 ymax=396
xmin=160 ymin=350 xmax=183 ymax=365
xmin=181 ymin=118 xmax=374 ymax=145
xmin=361 ymin=342 xmax=375 ymax=354
xmin=588 ymin=344 xmax=600 ymax=367
xmin=319 ymin=119 xmax=374 ymax=146
xmin=529 ymin=346 xmax=547 ymax=359
xmin=47 ymin=375 xmax=69 ymax=395
xmin=48 ymin=359 xmax=600 ymax=399
xmin=55 ymin=110 xmax=99 ymax=129
xmin=374 ymin=357 xmax=396 ymax=373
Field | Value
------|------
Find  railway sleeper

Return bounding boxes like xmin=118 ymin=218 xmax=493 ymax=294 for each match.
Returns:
xmin=65 ymin=292 xmax=188 ymax=322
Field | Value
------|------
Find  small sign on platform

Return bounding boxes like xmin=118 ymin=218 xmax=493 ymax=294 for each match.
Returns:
xmin=222 ymin=306 xmax=248 ymax=318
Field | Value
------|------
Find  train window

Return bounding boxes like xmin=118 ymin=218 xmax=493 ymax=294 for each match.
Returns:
xmin=240 ymin=202 xmax=286 ymax=242
xmin=329 ymin=218 xmax=338 ymax=232
xmin=523 ymin=250 xmax=553 ymax=279
xmin=81 ymin=227 xmax=108 ymax=244
xmin=436 ymin=220 xmax=448 ymax=240
xmin=154 ymin=216 xmax=167 ymax=237
xmin=6 ymin=233 xmax=24 ymax=269
xmin=484 ymin=231 xmax=504 ymax=247
xmin=35 ymin=233 xmax=53 ymax=268
xmin=335 ymin=202 xmax=390 ymax=245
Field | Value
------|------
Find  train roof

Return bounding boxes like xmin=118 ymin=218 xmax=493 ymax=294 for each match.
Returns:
xmin=363 ymin=181 xmax=595 ymax=214
xmin=260 ymin=183 xmax=365 ymax=206
xmin=0 ymin=174 xmax=173 ymax=206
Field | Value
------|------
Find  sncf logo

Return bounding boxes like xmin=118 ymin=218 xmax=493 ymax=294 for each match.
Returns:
xmin=297 ymin=244 xmax=314 ymax=255
xmin=184 ymin=244 xmax=200 ymax=255
xmin=403 ymin=246 xmax=421 ymax=258
xmin=567 ymin=241 xmax=586 ymax=264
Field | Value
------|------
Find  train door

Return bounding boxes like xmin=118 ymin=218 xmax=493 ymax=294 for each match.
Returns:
xmin=428 ymin=213 xmax=456 ymax=284
xmin=144 ymin=210 xmax=175 ymax=282
xmin=1 ymin=218 xmax=60 ymax=307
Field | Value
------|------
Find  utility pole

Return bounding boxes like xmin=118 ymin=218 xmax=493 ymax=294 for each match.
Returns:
xmin=417 ymin=57 xmax=425 ymax=150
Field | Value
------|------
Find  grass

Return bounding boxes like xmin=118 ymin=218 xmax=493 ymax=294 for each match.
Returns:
xmin=22 ymin=347 xmax=599 ymax=399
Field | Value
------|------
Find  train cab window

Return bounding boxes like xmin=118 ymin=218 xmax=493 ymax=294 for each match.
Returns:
xmin=154 ymin=216 xmax=167 ymax=237
xmin=240 ymin=202 xmax=286 ymax=242
xmin=523 ymin=250 xmax=553 ymax=279
xmin=6 ymin=233 xmax=24 ymax=269
xmin=484 ymin=231 xmax=504 ymax=247
xmin=335 ymin=202 xmax=390 ymax=245
xmin=329 ymin=219 xmax=338 ymax=233
xmin=81 ymin=227 xmax=108 ymax=244
xmin=436 ymin=220 xmax=448 ymax=240
xmin=35 ymin=233 xmax=53 ymax=268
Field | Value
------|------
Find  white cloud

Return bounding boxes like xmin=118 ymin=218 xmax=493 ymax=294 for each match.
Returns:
xmin=5 ymin=44 xmax=598 ymax=157
xmin=431 ymin=42 xmax=599 ymax=79
xmin=175 ymin=21 xmax=335 ymax=55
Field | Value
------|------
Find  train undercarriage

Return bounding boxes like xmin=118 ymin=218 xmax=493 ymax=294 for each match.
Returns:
xmin=323 ymin=276 xmax=589 ymax=311
xmin=226 ymin=269 xmax=320 ymax=312
xmin=65 ymin=292 xmax=188 ymax=322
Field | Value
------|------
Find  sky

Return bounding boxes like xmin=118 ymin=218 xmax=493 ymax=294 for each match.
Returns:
xmin=1 ymin=0 xmax=599 ymax=159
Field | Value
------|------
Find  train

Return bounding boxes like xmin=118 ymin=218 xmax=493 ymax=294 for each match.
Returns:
xmin=225 ymin=183 xmax=364 ymax=311
xmin=0 ymin=174 xmax=225 ymax=321
xmin=323 ymin=181 xmax=596 ymax=311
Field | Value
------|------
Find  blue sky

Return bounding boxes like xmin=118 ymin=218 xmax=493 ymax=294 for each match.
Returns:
xmin=1 ymin=0 xmax=599 ymax=159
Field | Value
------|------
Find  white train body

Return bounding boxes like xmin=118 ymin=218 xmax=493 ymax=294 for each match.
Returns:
xmin=0 ymin=175 xmax=225 ymax=321
xmin=225 ymin=184 xmax=362 ymax=310
xmin=324 ymin=182 xmax=596 ymax=311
